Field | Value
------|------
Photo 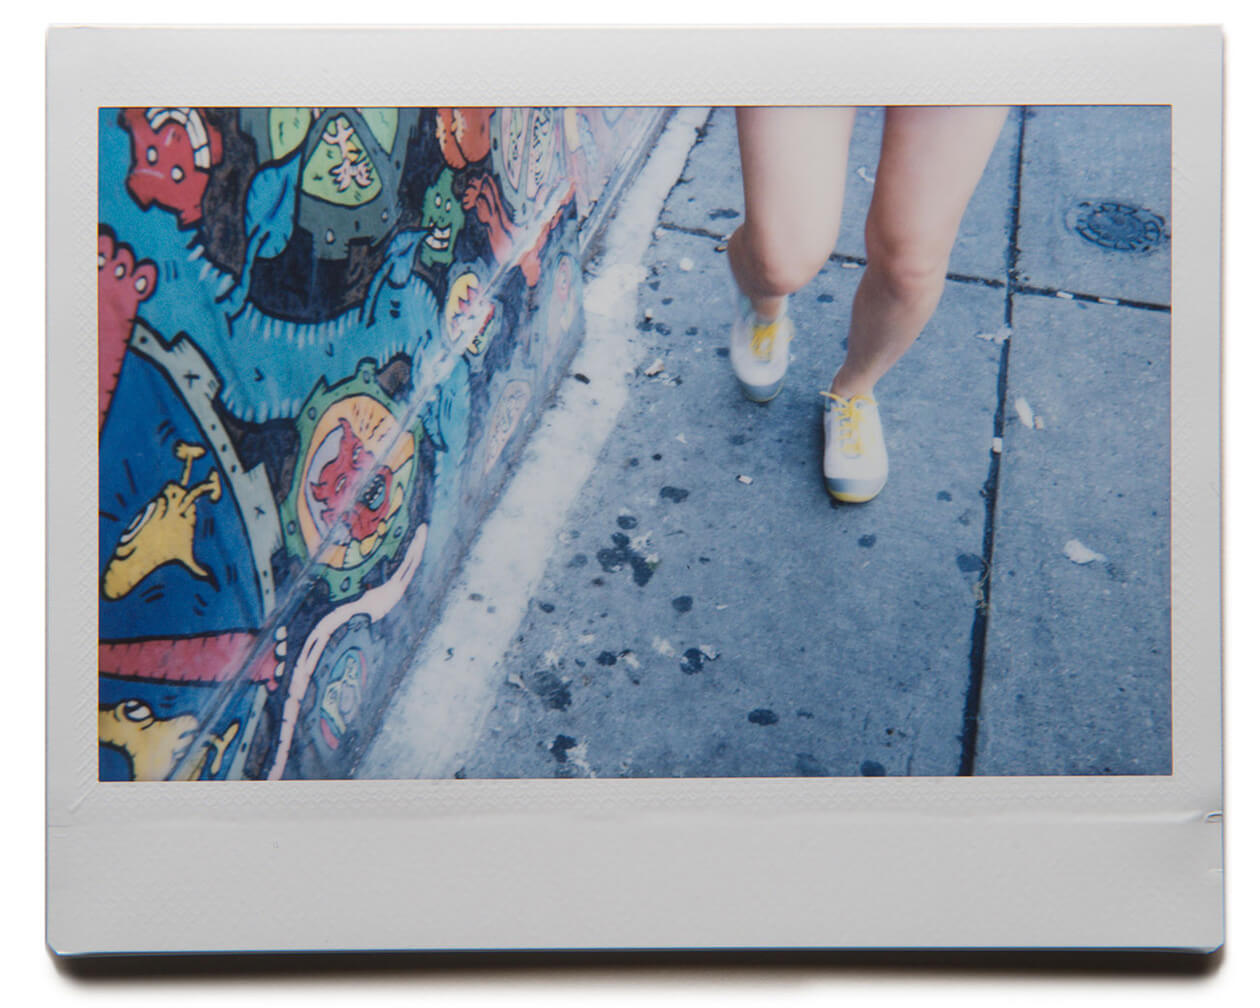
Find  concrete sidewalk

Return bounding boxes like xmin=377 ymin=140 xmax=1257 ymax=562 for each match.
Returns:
xmin=362 ymin=105 xmax=1171 ymax=779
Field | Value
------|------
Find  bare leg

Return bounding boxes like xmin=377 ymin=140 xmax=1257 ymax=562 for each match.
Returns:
xmin=727 ymin=107 xmax=856 ymax=320
xmin=830 ymin=106 xmax=1009 ymax=398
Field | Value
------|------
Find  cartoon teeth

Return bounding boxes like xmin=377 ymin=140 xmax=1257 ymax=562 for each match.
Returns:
xmin=444 ymin=270 xmax=497 ymax=356
xmin=146 ymin=108 xmax=217 ymax=170
xmin=419 ymin=167 xmax=465 ymax=267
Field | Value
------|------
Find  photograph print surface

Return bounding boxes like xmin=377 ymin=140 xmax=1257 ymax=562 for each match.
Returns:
xmin=96 ymin=103 xmax=1171 ymax=782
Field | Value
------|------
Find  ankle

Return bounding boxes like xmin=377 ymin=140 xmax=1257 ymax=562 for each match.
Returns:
xmin=829 ymin=371 xmax=876 ymax=400
xmin=743 ymin=294 xmax=786 ymax=325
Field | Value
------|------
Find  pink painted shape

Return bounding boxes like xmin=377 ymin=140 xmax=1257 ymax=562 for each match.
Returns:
xmin=267 ymin=523 xmax=429 ymax=780
xmin=98 ymin=228 xmax=157 ymax=430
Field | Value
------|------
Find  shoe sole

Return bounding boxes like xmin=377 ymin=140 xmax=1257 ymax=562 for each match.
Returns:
xmin=824 ymin=475 xmax=887 ymax=504
xmin=738 ymin=376 xmax=784 ymax=403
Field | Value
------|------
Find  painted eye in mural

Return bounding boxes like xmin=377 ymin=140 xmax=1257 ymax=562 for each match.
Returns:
xmin=145 ymin=146 xmax=158 ymax=165
xmin=134 ymin=274 xmax=148 ymax=294
xmin=335 ymin=475 xmax=347 ymax=495
xmin=122 ymin=699 xmax=154 ymax=723
xmin=170 ymin=164 xmax=185 ymax=183
xmin=445 ymin=199 xmax=452 ymax=211
xmin=118 ymin=500 xmax=157 ymax=545
xmin=114 ymin=263 xmax=126 ymax=279
xmin=434 ymin=192 xmax=441 ymax=208
xmin=97 ymin=253 xmax=106 ymax=270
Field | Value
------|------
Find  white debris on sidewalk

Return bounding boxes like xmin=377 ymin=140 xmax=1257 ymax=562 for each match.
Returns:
xmin=675 ymin=433 xmax=688 ymax=445
xmin=991 ymin=437 xmax=1003 ymax=454
xmin=644 ymin=358 xmax=665 ymax=376
xmin=679 ymin=256 xmax=694 ymax=271
xmin=565 ymin=739 xmax=597 ymax=777
xmin=652 ymin=636 xmax=676 ymax=657
xmin=856 ymin=165 xmax=876 ymax=183
xmin=975 ymin=326 xmax=1012 ymax=344
xmin=1014 ymin=397 xmax=1035 ymax=429
xmin=736 ymin=474 xmax=753 ymax=485
xmin=1064 ymin=539 xmax=1106 ymax=565
xmin=582 ymin=263 xmax=648 ymax=316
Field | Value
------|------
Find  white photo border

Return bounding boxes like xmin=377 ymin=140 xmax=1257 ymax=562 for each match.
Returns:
xmin=47 ymin=25 xmax=1222 ymax=954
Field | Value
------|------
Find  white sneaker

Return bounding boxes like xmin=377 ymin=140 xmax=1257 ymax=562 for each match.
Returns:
xmin=822 ymin=391 xmax=888 ymax=503
xmin=729 ymin=297 xmax=793 ymax=403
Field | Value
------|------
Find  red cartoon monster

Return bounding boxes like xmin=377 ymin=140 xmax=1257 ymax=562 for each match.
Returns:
xmin=121 ymin=107 xmax=224 ymax=228
xmin=98 ymin=227 xmax=158 ymax=430
xmin=309 ymin=419 xmax=393 ymax=544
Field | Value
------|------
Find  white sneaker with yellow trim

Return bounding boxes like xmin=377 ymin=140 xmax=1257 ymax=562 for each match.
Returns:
xmin=821 ymin=391 xmax=888 ymax=503
xmin=729 ymin=297 xmax=793 ymax=403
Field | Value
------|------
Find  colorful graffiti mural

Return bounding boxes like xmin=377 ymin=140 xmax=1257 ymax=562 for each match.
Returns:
xmin=98 ymin=106 xmax=662 ymax=780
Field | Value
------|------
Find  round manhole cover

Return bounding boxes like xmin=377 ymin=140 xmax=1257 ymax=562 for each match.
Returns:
xmin=1068 ymin=200 xmax=1167 ymax=253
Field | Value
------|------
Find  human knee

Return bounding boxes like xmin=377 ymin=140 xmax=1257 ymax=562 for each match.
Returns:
xmin=864 ymin=222 xmax=950 ymax=307
xmin=734 ymin=224 xmax=831 ymax=298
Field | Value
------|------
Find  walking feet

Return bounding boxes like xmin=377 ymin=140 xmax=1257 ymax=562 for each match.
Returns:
xmin=727 ymin=297 xmax=888 ymax=503
xmin=821 ymin=391 xmax=888 ymax=503
xmin=729 ymin=297 xmax=793 ymax=403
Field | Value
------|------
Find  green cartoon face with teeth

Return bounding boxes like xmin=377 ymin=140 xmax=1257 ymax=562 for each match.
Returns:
xmin=420 ymin=168 xmax=465 ymax=267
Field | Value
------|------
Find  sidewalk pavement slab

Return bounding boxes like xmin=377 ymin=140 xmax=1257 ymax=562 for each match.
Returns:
xmin=659 ymin=108 xmax=743 ymax=239
xmin=455 ymin=225 xmax=1005 ymax=779
xmin=1015 ymin=105 xmax=1171 ymax=306
xmin=974 ymin=294 xmax=1171 ymax=775
xmin=660 ymin=106 xmax=1019 ymax=284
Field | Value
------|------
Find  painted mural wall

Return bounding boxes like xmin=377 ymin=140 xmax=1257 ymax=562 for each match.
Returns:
xmin=98 ymin=106 xmax=664 ymax=781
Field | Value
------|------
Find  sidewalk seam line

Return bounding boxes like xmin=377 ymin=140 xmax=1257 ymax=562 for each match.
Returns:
xmin=957 ymin=105 xmax=1028 ymax=777
xmin=659 ymin=222 xmax=1168 ymax=311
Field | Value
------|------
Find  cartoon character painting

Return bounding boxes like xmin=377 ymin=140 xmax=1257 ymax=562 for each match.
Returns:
xmin=420 ymin=168 xmax=466 ymax=268
xmin=98 ymin=105 xmax=660 ymax=779
xmin=101 ymin=441 xmax=221 ymax=601
xmin=121 ymin=107 xmax=224 ymax=227
xmin=309 ymin=418 xmax=395 ymax=545
xmin=282 ymin=362 xmax=424 ymax=602
xmin=99 ymin=699 xmax=240 ymax=781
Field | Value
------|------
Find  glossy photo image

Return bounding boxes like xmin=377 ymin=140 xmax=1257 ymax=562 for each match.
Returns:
xmin=95 ymin=103 xmax=1171 ymax=782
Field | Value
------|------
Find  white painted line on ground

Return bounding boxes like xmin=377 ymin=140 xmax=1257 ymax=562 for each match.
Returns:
xmin=358 ymin=108 xmax=712 ymax=780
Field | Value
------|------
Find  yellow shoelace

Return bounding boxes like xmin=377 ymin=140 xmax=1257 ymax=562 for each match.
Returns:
xmin=820 ymin=391 xmax=875 ymax=457
xmin=750 ymin=318 xmax=780 ymax=362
